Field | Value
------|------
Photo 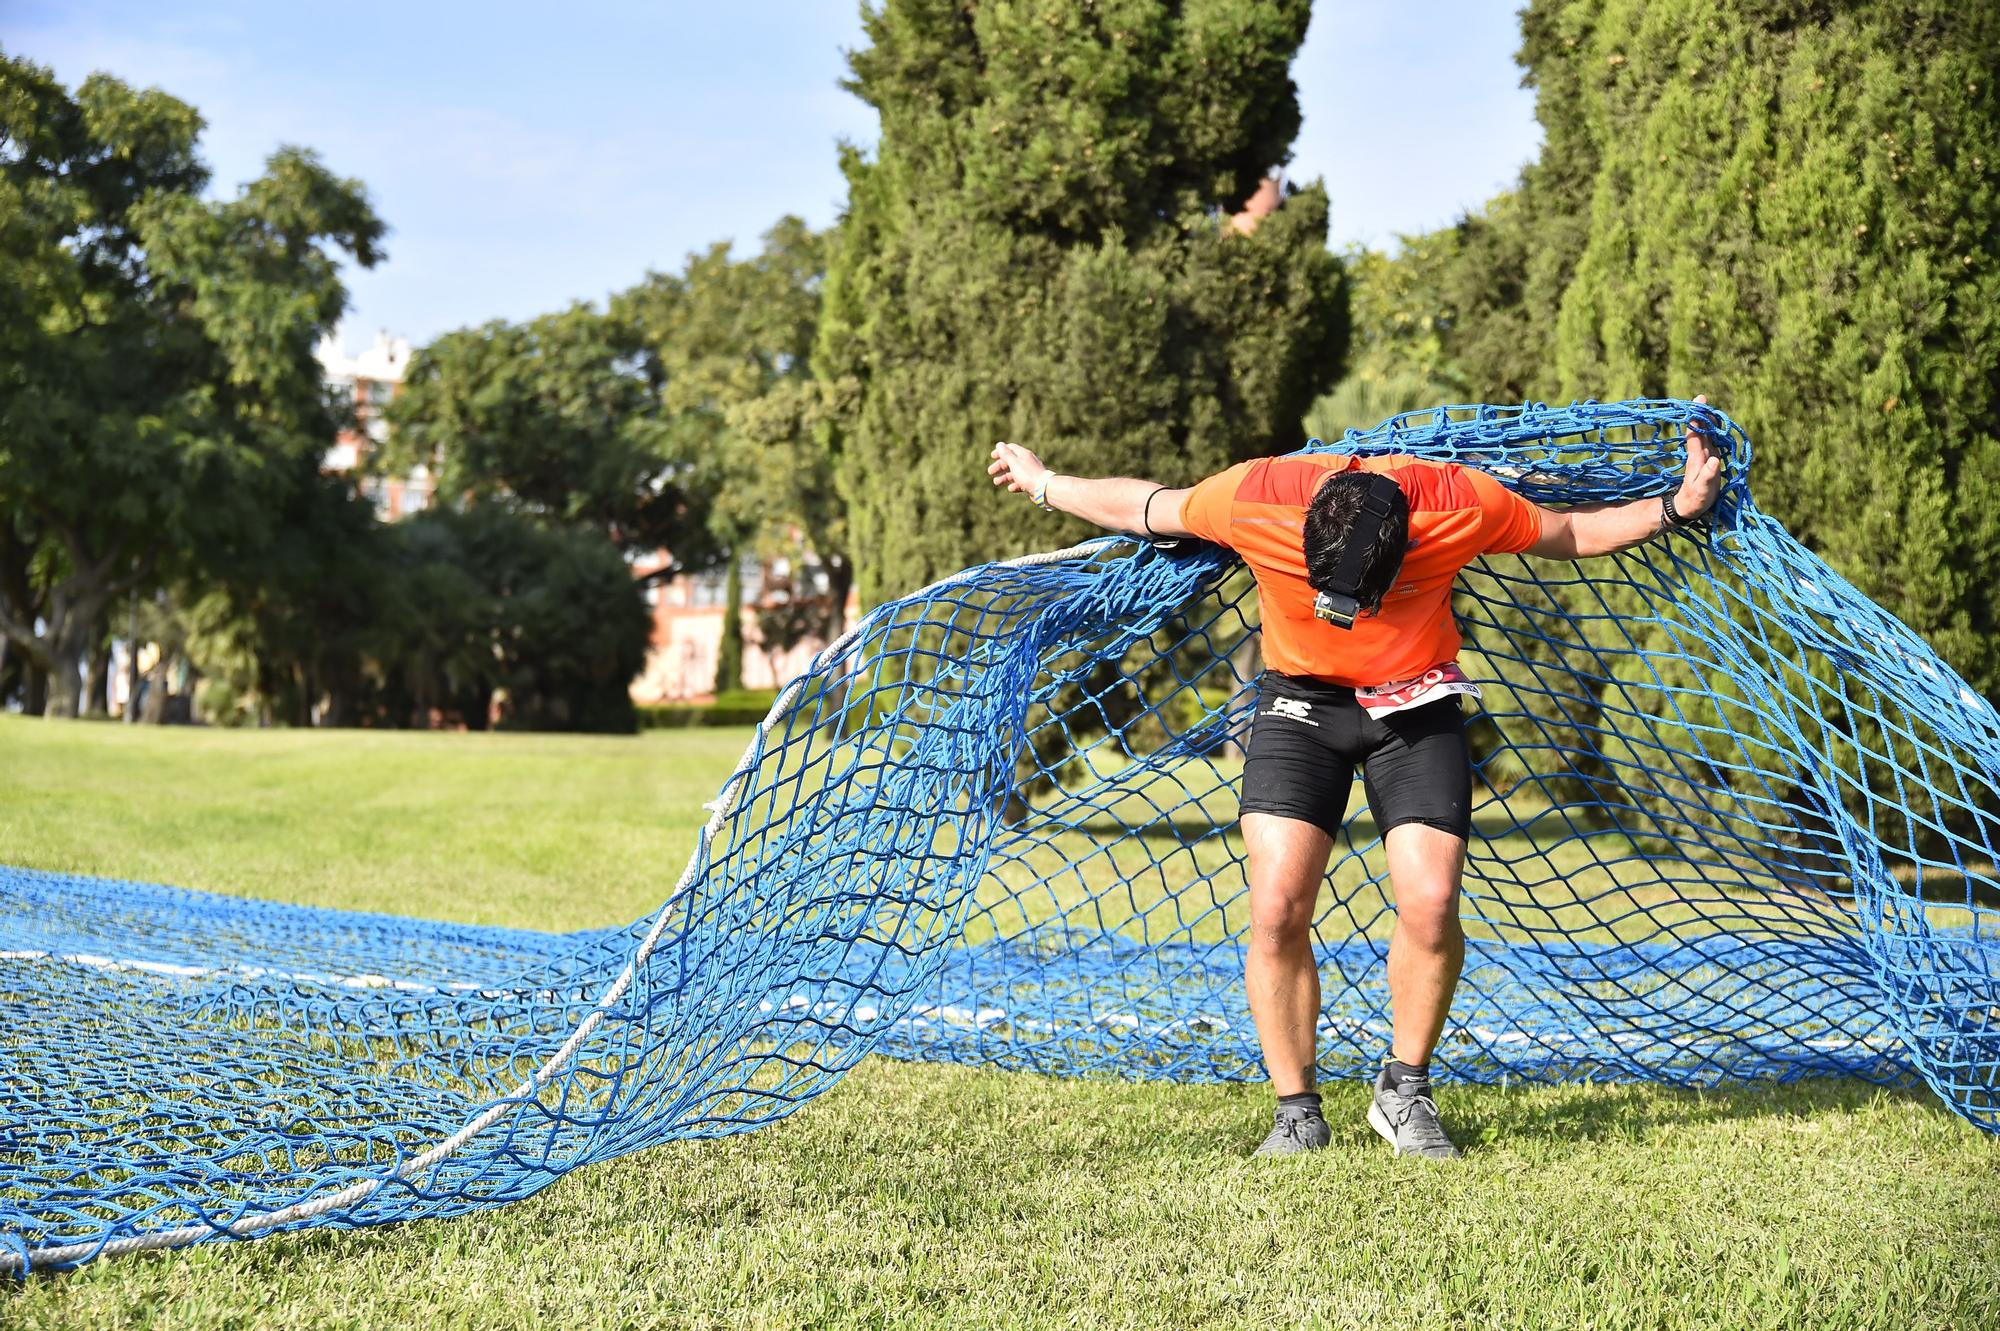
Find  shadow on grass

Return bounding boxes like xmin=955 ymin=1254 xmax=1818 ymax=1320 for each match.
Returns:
xmin=1443 ymin=1075 xmax=1943 ymax=1147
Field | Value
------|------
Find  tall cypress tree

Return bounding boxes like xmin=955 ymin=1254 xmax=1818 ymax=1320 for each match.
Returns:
xmin=1538 ymin=0 xmax=2000 ymax=693
xmin=1336 ymin=2 xmax=2000 ymax=696
xmin=820 ymin=0 xmax=1347 ymax=605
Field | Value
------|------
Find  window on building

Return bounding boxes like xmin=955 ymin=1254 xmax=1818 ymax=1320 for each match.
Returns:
xmin=365 ymin=380 xmax=394 ymax=407
xmin=689 ymin=571 xmax=727 ymax=608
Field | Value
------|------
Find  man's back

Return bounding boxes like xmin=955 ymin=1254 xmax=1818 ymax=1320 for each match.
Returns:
xmin=1177 ymin=454 xmax=1543 ymax=686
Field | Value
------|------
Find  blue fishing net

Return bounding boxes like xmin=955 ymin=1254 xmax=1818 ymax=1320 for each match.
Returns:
xmin=4 ymin=399 xmax=1996 ymax=1273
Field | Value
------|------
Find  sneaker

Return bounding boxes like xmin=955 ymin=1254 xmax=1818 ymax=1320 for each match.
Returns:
xmin=1366 ymin=1069 xmax=1462 ymax=1159
xmin=1253 ymin=1104 xmax=1332 ymax=1157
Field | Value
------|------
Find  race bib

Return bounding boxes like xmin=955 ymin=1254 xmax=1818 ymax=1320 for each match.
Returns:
xmin=1355 ymin=661 xmax=1482 ymax=719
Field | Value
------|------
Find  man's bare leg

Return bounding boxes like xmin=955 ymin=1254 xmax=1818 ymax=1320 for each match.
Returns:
xmin=1382 ymin=822 xmax=1468 ymax=1064
xmin=1241 ymin=811 xmax=1335 ymax=1095
xmin=1367 ymin=821 xmax=1469 ymax=1158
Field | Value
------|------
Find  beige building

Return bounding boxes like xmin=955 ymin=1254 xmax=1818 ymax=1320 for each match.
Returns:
xmin=630 ymin=550 xmax=855 ymax=703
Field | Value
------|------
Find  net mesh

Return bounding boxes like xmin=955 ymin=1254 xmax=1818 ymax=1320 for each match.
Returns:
xmin=5 ymin=398 xmax=1998 ymax=1273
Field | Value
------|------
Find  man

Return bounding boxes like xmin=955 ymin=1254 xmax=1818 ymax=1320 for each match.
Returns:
xmin=985 ymin=403 xmax=1723 ymax=1158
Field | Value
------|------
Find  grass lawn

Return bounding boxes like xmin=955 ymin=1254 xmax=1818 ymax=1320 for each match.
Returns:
xmin=3 ymin=714 xmax=1997 ymax=1330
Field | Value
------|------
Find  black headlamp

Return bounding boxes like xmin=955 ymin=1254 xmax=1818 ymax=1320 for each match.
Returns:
xmin=1311 ymin=473 xmax=1403 ymax=630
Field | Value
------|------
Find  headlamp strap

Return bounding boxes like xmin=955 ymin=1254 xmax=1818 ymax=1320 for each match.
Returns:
xmin=1326 ymin=474 xmax=1402 ymax=599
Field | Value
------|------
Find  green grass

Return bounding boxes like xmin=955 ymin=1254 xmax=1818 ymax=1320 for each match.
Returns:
xmin=3 ymin=714 xmax=1998 ymax=1330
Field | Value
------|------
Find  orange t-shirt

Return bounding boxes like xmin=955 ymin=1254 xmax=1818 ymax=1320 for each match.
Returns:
xmin=1178 ymin=453 xmax=1543 ymax=686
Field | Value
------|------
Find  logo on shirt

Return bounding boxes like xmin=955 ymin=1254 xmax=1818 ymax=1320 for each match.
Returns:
xmin=1264 ymin=697 xmax=1318 ymax=726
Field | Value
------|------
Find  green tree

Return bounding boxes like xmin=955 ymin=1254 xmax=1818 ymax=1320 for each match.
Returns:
xmin=1341 ymin=3 xmax=2000 ymax=698
xmin=820 ymin=0 xmax=1348 ymax=606
xmin=713 ymin=558 xmax=746 ymax=696
xmin=1533 ymin=0 xmax=2000 ymax=692
xmin=390 ymin=220 xmax=832 ymax=653
xmin=421 ymin=507 xmax=651 ymax=734
xmin=0 ymin=55 xmax=384 ymax=716
xmin=614 ymin=218 xmax=838 ymax=648
xmin=756 ymin=560 xmax=837 ymax=686
xmin=181 ymin=455 xmax=403 ymax=728
xmin=385 ymin=304 xmax=725 ymax=575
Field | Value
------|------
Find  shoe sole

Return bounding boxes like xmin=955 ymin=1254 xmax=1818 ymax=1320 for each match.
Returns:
xmin=1367 ymin=1101 xmax=1462 ymax=1160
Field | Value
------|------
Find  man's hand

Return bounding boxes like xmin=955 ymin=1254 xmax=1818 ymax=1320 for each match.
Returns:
xmin=988 ymin=441 xmax=1051 ymax=498
xmin=1528 ymin=393 xmax=1730 ymax=559
xmin=983 ymin=443 xmax=1195 ymax=538
xmin=1674 ymin=393 xmax=1724 ymax=521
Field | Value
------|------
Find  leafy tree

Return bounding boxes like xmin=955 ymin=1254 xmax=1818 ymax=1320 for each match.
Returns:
xmin=1534 ymin=0 xmax=2000 ymax=693
xmin=614 ymin=218 xmax=838 ymax=645
xmin=185 ymin=499 xmax=649 ymax=733
xmin=415 ymin=506 xmax=650 ymax=734
xmin=390 ymin=219 xmax=833 ymax=680
xmin=755 ymin=560 xmax=837 ymax=685
xmin=385 ymin=304 xmax=725 ymax=576
xmin=181 ymin=457 xmax=403 ymax=727
xmin=0 ymin=55 xmax=383 ymax=716
xmin=1333 ymin=3 xmax=2000 ymax=700
xmin=820 ymin=0 xmax=1348 ymax=605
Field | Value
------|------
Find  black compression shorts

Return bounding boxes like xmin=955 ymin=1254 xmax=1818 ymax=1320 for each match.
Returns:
xmin=1238 ymin=671 xmax=1472 ymax=840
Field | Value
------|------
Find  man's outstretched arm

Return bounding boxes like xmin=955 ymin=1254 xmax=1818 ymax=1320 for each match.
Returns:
xmin=1527 ymin=396 xmax=1726 ymax=560
xmin=986 ymin=442 xmax=1197 ymax=538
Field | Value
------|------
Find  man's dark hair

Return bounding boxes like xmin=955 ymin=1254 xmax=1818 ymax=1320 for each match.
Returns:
xmin=1303 ymin=472 xmax=1411 ymax=614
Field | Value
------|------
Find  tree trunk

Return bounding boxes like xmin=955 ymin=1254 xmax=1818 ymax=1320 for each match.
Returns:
xmin=43 ymin=651 xmax=82 ymax=718
xmin=82 ymin=635 xmax=111 ymax=718
xmin=24 ymin=661 xmax=47 ymax=716
xmin=123 ymin=592 xmax=141 ymax=723
xmin=142 ymin=649 xmax=171 ymax=724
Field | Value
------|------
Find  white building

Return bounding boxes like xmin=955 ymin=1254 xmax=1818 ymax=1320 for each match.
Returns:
xmin=315 ymin=324 xmax=432 ymax=519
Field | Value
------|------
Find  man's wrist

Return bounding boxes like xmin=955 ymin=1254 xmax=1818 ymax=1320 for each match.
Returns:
xmin=1030 ymin=472 xmax=1058 ymax=512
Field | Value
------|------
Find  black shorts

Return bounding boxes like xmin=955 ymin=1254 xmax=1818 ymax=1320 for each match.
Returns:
xmin=1239 ymin=671 xmax=1472 ymax=840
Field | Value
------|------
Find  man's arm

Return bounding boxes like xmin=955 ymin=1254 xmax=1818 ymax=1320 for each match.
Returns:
xmin=1527 ymin=396 xmax=1725 ymax=560
xmin=986 ymin=441 xmax=1196 ymax=538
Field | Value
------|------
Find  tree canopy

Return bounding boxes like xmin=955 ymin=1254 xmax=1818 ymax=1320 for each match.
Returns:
xmin=0 ymin=54 xmax=383 ymax=716
xmin=1329 ymin=0 xmax=2000 ymax=696
xmin=820 ymin=0 xmax=1348 ymax=605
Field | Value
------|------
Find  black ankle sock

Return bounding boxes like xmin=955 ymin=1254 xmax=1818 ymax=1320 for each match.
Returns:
xmin=1381 ymin=1059 xmax=1430 ymax=1093
xmin=1277 ymin=1090 xmax=1323 ymax=1117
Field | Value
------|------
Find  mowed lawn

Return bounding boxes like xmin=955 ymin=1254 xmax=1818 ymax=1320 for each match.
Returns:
xmin=2 ymin=715 xmax=1997 ymax=1330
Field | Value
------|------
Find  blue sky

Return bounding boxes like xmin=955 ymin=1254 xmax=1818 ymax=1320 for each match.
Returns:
xmin=6 ymin=2 xmax=1541 ymax=347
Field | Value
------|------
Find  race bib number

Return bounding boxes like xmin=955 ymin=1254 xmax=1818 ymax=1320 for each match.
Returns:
xmin=1355 ymin=662 xmax=1481 ymax=719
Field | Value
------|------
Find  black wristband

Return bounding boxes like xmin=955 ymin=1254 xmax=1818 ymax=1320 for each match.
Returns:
xmin=1142 ymin=485 xmax=1167 ymax=538
xmin=1661 ymin=491 xmax=1691 ymax=529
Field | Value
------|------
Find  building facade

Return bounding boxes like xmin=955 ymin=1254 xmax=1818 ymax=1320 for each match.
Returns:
xmin=629 ymin=549 xmax=855 ymax=703
xmin=315 ymin=325 xmax=433 ymax=517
